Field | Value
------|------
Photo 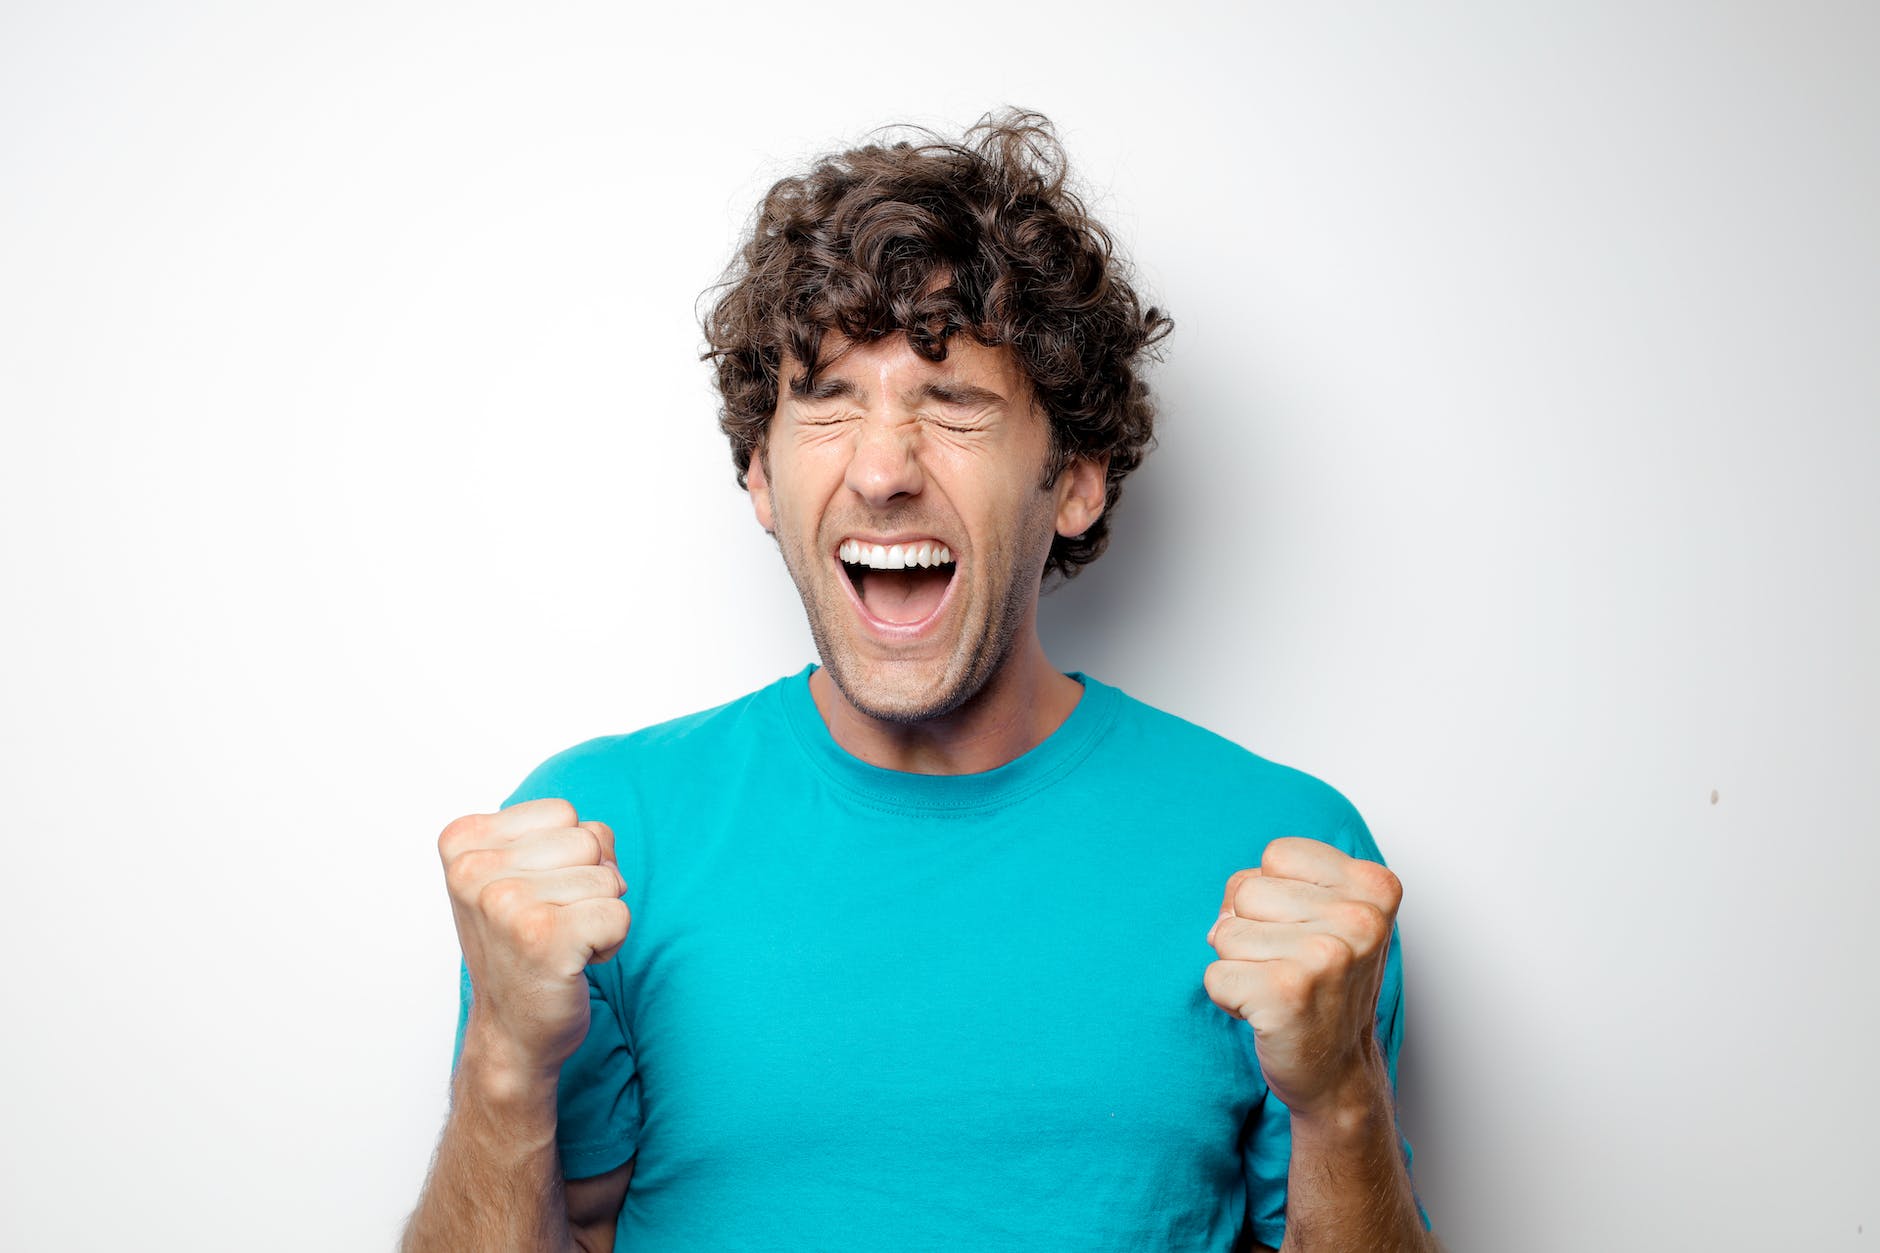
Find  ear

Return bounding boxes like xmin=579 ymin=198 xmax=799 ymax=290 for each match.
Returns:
xmin=746 ymin=447 xmax=775 ymax=533
xmin=1054 ymin=454 xmax=1107 ymax=539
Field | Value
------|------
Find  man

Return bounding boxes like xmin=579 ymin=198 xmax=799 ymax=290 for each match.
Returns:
xmin=404 ymin=111 xmax=1433 ymax=1252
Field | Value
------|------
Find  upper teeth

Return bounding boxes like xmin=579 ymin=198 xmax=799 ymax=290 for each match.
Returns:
xmin=839 ymin=540 xmax=955 ymax=569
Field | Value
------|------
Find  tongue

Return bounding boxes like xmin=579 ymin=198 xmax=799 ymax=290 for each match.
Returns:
xmin=857 ymin=567 xmax=951 ymax=625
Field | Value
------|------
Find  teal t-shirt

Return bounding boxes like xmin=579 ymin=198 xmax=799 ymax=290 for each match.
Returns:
xmin=454 ymin=667 xmax=1417 ymax=1250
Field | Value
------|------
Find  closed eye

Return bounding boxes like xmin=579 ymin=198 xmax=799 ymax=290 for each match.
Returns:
xmin=922 ymin=415 xmax=989 ymax=434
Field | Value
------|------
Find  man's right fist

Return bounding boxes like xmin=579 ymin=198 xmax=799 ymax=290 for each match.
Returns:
xmin=439 ymin=797 xmax=631 ymax=1076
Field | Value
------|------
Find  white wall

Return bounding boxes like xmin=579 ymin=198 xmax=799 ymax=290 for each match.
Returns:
xmin=3 ymin=3 xmax=1875 ymax=1249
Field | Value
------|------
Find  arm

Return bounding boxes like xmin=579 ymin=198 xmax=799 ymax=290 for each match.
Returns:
xmin=402 ymin=799 xmax=635 ymax=1252
xmin=1262 ymin=1056 xmax=1433 ymax=1252
xmin=566 ymin=1161 xmax=636 ymax=1251
xmin=401 ymin=1030 xmax=634 ymax=1252
xmin=1207 ymin=839 xmax=1436 ymax=1253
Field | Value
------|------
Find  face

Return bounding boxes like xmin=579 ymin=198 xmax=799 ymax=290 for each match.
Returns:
xmin=746 ymin=334 xmax=1104 ymax=724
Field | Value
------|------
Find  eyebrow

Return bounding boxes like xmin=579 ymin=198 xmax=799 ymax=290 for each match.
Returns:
xmin=789 ymin=374 xmax=860 ymax=402
xmin=785 ymin=374 xmax=1008 ymax=408
xmin=914 ymin=380 xmax=1007 ymax=409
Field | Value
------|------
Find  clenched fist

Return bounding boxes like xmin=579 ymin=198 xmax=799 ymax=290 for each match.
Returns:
xmin=1204 ymin=836 xmax=1402 ymax=1119
xmin=439 ymin=797 xmax=631 ymax=1077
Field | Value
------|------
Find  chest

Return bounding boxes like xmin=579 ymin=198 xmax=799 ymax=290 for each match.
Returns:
xmin=618 ymin=818 xmax=1264 ymax=1189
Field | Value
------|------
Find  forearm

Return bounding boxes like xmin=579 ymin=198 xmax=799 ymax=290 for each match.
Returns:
xmin=1275 ymin=1052 xmax=1432 ymax=1253
xmin=402 ymin=1044 xmax=578 ymax=1253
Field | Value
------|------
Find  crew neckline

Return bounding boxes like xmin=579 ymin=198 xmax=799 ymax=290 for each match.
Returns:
xmin=774 ymin=664 xmax=1119 ymax=815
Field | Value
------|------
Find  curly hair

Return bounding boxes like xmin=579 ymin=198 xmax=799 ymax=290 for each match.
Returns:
xmin=701 ymin=108 xmax=1172 ymax=581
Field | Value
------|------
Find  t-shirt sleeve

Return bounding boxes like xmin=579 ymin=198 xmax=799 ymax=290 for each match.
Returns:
xmin=1239 ymin=803 xmax=1429 ymax=1249
xmin=450 ymin=961 xmax=642 ymax=1178
xmin=447 ymin=756 xmax=644 ymax=1181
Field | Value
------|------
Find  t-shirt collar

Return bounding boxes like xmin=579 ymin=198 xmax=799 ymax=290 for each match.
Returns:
xmin=774 ymin=663 xmax=1118 ymax=815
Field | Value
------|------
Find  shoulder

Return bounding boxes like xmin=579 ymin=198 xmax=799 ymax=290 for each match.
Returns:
xmin=502 ymin=673 xmax=794 ymax=807
xmin=1087 ymin=676 xmax=1380 ymax=860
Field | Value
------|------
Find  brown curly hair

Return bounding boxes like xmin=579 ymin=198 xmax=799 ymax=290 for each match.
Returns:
xmin=701 ymin=109 xmax=1172 ymax=581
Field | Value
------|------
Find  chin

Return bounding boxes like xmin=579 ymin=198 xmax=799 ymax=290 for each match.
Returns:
xmin=820 ymin=649 xmax=978 ymax=726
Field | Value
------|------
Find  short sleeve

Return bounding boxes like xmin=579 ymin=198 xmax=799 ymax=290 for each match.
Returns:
xmin=450 ymin=962 xmax=643 ymax=1180
xmin=1238 ymin=810 xmax=1428 ymax=1248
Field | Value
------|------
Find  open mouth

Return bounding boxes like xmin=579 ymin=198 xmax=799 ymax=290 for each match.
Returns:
xmin=838 ymin=539 xmax=958 ymax=628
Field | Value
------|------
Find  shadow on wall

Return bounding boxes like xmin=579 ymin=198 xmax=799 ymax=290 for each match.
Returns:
xmin=1038 ymin=448 xmax=1175 ymax=681
xmin=1039 ymin=369 xmax=1276 ymax=688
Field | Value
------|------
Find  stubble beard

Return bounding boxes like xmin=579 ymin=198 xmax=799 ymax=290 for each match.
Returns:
xmin=772 ymin=507 xmax=1053 ymax=728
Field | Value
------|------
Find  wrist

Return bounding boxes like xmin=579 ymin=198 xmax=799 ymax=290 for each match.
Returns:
xmin=456 ymin=1017 xmax=563 ymax=1120
xmin=1285 ymin=1046 xmax=1396 ymax=1147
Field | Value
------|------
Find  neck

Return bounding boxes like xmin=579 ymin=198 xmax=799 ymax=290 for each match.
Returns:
xmin=809 ymin=635 xmax=1084 ymax=776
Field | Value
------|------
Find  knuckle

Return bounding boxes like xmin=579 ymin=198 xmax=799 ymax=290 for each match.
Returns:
xmin=577 ymin=865 xmax=621 ymax=898
xmin=1262 ymin=836 xmax=1312 ymax=874
xmin=475 ymin=875 xmax=529 ymax=919
xmin=1335 ymin=901 xmax=1389 ymax=952
xmin=511 ymin=793 xmax=575 ymax=824
xmin=507 ymin=901 xmax=560 ymax=954
xmin=437 ymin=812 xmax=485 ymax=858
xmin=1347 ymin=857 xmax=1399 ymax=905
xmin=570 ymin=826 xmax=602 ymax=864
xmin=1231 ymin=877 xmax=1263 ymax=916
xmin=445 ymin=846 xmax=503 ymax=896
xmin=1303 ymin=931 xmax=1353 ymax=974
xmin=1202 ymin=960 xmax=1236 ymax=1007
xmin=1373 ymin=865 xmax=1404 ymax=911
xmin=1208 ymin=915 xmax=1241 ymax=953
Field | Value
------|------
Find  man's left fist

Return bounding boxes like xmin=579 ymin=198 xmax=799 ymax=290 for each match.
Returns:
xmin=1204 ymin=836 xmax=1402 ymax=1119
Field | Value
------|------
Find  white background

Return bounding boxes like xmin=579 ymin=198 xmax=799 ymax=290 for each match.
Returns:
xmin=3 ymin=2 xmax=1875 ymax=1249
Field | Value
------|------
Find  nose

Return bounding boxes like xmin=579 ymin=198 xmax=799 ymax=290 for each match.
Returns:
xmin=843 ymin=417 xmax=923 ymax=509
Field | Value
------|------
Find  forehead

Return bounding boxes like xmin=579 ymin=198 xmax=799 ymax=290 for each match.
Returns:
xmin=780 ymin=334 xmax=1031 ymax=406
